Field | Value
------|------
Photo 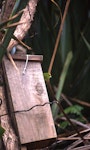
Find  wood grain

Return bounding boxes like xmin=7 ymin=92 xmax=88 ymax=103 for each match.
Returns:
xmin=2 ymin=56 xmax=57 ymax=146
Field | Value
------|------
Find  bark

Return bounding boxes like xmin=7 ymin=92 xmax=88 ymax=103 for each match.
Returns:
xmin=0 ymin=86 xmax=19 ymax=150
xmin=1 ymin=0 xmax=16 ymax=21
xmin=7 ymin=0 xmax=38 ymax=51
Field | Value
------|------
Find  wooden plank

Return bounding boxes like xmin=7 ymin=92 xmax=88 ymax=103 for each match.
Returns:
xmin=12 ymin=54 xmax=43 ymax=62
xmin=2 ymin=56 xmax=57 ymax=146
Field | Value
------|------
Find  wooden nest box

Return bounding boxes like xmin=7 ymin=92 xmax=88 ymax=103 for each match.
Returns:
xmin=2 ymin=54 xmax=57 ymax=149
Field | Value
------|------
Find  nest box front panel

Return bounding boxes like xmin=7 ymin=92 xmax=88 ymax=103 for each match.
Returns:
xmin=2 ymin=56 xmax=57 ymax=145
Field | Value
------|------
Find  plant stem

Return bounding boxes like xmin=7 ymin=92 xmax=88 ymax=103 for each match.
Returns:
xmin=48 ymin=0 xmax=71 ymax=74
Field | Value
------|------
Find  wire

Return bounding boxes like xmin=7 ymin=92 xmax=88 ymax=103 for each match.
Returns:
xmin=22 ymin=54 xmax=29 ymax=75
xmin=0 ymin=101 xmax=56 ymax=118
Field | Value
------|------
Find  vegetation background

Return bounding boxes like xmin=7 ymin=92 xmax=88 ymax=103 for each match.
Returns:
xmin=0 ymin=0 xmax=90 ymax=149
xmin=28 ymin=0 xmax=90 ymax=121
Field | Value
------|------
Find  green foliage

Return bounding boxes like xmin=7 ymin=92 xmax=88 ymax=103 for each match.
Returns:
xmin=81 ymin=33 xmax=90 ymax=52
xmin=52 ymin=51 xmax=73 ymax=117
xmin=0 ymin=126 xmax=5 ymax=138
xmin=59 ymin=104 xmax=83 ymax=118
xmin=28 ymin=0 xmax=89 ymax=93
xmin=59 ymin=105 xmax=84 ymax=129
xmin=27 ymin=0 xmax=90 ymax=120
xmin=43 ymin=72 xmax=52 ymax=81
xmin=64 ymin=105 xmax=83 ymax=116
xmin=60 ymin=120 xmax=69 ymax=129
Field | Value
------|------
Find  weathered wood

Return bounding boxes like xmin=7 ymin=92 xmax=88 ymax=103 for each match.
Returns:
xmin=2 ymin=55 xmax=57 ymax=147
